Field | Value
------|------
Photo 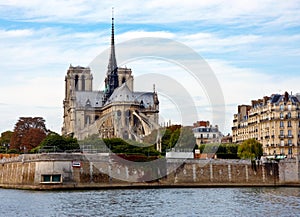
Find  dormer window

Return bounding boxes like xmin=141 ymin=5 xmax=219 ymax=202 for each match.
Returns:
xmin=85 ymin=99 xmax=91 ymax=107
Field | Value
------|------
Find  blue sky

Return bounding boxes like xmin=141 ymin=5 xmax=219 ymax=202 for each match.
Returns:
xmin=0 ymin=0 xmax=300 ymax=134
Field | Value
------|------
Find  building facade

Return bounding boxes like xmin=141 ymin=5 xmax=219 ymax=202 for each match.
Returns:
xmin=232 ymin=92 xmax=300 ymax=157
xmin=62 ymin=15 xmax=159 ymax=144
xmin=192 ymin=121 xmax=223 ymax=145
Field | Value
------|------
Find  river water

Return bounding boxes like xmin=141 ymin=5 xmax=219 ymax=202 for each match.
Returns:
xmin=0 ymin=187 xmax=299 ymax=217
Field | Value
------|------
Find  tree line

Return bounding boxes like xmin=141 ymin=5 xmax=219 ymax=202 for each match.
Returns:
xmin=0 ymin=117 xmax=263 ymax=160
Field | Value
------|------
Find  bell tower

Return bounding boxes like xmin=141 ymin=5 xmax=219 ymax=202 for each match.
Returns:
xmin=62 ymin=65 xmax=93 ymax=136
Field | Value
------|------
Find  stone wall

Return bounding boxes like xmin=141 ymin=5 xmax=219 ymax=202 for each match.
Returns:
xmin=278 ymin=157 xmax=300 ymax=184
xmin=0 ymin=153 xmax=298 ymax=190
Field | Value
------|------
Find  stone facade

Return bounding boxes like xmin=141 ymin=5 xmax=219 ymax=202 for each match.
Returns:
xmin=62 ymin=16 xmax=159 ymax=143
xmin=232 ymin=92 xmax=300 ymax=157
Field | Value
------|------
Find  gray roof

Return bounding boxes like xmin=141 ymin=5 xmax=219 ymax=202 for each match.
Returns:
xmin=269 ymin=93 xmax=299 ymax=105
xmin=75 ymin=91 xmax=104 ymax=108
xmin=105 ymin=83 xmax=155 ymax=108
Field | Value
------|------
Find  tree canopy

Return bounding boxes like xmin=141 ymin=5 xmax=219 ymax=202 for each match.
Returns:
xmin=143 ymin=125 xmax=196 ymax=154
xmin=237 ymin=138 xmax=263 ymax=160
xmin=31 ymin=132 xmax=80 ymax=153
xmin=0 ymin=130 xmax=13 ymax=145
xmin=10 ymin=117 xmax=48 ymax=152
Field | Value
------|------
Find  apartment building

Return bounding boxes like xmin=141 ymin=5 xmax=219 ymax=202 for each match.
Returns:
xmin=193 ymin=121 xmax=223 ymax=145
xmin=232 ymin=92 xmax=300 ymax=157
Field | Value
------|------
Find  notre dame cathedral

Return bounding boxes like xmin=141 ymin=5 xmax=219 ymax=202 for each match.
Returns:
xmin=62 ymin=15 xmax=159 ymax=142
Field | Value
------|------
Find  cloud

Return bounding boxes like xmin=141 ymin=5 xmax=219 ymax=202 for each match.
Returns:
xmin=1 ymin=0 xmax=299 ymax=28
xmin=0 ymin=1 xmax=299 ymax=136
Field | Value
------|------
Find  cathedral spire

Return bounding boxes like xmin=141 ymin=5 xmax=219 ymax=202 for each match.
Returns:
xmin=108 ymin=7 xmax=118 ymax=75
xmin=103 ymin=7 xmax=119 ymax=104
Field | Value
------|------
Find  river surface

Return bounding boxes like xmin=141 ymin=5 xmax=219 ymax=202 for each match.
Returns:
xmin=0 ymin=187 xmax=299 ymax=217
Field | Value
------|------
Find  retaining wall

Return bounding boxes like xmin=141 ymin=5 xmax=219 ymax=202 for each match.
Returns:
xmin=0 ymin=153 xmax=298 ymax=190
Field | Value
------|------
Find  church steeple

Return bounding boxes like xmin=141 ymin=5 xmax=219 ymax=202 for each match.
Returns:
xmin=108 ymin=7 xmax=117 ymax=75
xmin=103 ymin=8 xmax=119 ymax=104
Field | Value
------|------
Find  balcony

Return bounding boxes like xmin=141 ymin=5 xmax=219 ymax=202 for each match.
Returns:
xmin=278 ymin=135 xmax=285 ymax=139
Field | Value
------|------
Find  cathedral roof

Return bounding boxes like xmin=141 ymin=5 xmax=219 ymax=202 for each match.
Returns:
xmin=106 ymin=83 xmax=136 ymax=104
xmin=105 ymin=83 xmax=155 ymax=109
xmin=75 ymin=91 xmax=104 ymax=108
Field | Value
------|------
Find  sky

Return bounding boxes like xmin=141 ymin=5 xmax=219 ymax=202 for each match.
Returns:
xmin=0 ymin=0 xmax=300 ymax=135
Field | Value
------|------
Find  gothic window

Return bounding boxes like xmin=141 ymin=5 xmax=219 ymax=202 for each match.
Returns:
xmin=117 ymin=110 xmax=122 ymax=118
xmin=125 ymin=110 xmax=131 ymax=125
xmin=85 ymin=115 xmax=90 ymax=125
xmin=75 ymin=75 xmax=79 ymax=91
xmin=123 ymin=131 xmax=129 ymax=140
xmin=122 ymin=77 xmax=126 ymax=84
xmin=140 ymin=100 xmax=145 ymax=109
xmin=81 ymin=75 xmax=85 ymax=91
xmin=95 ymin=115 xmax=99 ymax=121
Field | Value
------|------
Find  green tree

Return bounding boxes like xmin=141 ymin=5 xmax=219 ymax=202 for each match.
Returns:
xmin=238 ymin=138 xmax=263 ymax=160
xmin=0 ymin=130 xmax=13 ymax=145
xmin=0 ymin=131 xmax=13 ymax=153
xmin=199 ymin=143 xmax=239 ymax=159
xmin=32 ymin=132 xmax=79 ymax=153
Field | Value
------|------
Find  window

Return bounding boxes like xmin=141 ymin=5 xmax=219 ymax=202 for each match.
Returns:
xmin=287 ymin=112 xmax=291 ymax=118
xmin=288 ymin=139 xmax=292 ymax=145
xmin=207 ymin=134 xmax=209 ymax=138
xmin=280 ymin=121 xmax=284 ymax=127
xmin=280 ymin=104 xmax=284 ymax=111
xmin=42 ymin=175 xmax=51 ymax=182
xmin=288 ymin=130 xmax=292 ymax=136
xmin=280 ymin=113 xmax=284 ymax=119
xmin=81 ymin=75 xmax=85 ymax=91
xmin=52 ymin=175 xmax=61 ymax=182
xmin=288 ymin=148 xmax=292 ymax=155
xmin=41 ymin=174 xmax=61 ymax=183
xmin=74 ymin=75 xmax=79 ymax=91
xmin=85 ymin=115 xmax=90 ymax=125
xmin=288 ymin=121 xmax=292 ymax=127
xmin=213 ymin=134 xmax=216 ymax=138
xmin=280 ymin=130 xmax=284 ymax=136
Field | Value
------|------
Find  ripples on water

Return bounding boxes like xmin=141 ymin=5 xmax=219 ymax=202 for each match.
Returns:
xmin=0 ymin=187 xmax=299 ymax=217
